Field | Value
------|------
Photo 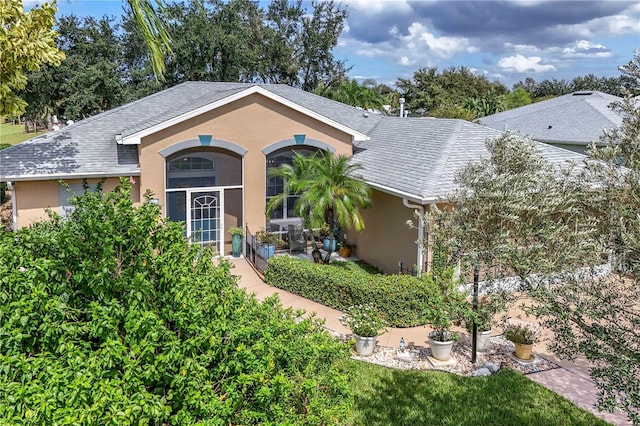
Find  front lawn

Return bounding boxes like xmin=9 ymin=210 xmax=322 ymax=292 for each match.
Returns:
xmin=0 ymin=122 xmax=44 ymax=145
xmin=345 ymin=360 xmax=609 ymax=426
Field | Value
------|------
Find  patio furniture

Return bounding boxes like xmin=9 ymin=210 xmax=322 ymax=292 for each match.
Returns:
xmin=288 ymin=224 xmax=307 ymax=254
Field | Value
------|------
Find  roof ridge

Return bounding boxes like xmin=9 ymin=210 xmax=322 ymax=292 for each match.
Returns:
xmin=420 ymin=120 xmax=465 ymax=197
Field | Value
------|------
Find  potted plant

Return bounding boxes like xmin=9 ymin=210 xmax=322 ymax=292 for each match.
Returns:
xmin=464 ymin=295 xmax=504 ymax=352
xmin=424 ymin=299 xmax=460 ymax=361
xmin=229 ymin=226 xmax=244 ymax=257
xmin=339 ymin=304 xmax=387 ymax=356
xmin=321 ymin=224 xmax=338 ymax=252
xmin=255 ymin=228 xmax=279 ymax=259
xmin=503 ymin=321 xmax=540 ymax=360
xmin=338 ymin=241 xmax=353 ymax=258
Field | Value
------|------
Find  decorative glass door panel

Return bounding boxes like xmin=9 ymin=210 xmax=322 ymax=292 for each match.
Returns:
xmin=189 ymin=191 xmax=221 ymax=252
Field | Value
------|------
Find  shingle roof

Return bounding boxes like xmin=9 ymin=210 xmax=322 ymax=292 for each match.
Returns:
xmin=479 ymin=91 xmax=623 ymax=144
xmin=352 ymin=117 xmax=585 ymax=202
xmin=1 ymin=82 xmax=586 ymax=202
xmin=0 ymin=82 xmax=380 ymax=181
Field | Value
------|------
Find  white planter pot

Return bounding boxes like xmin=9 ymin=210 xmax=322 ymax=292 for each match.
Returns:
xmin=354 ymin=335 xmax=376 ymax=356
xmin=428 ymin=332 xmax=454 ymax=361
xmin=476 ymin=330 xmax=493 ymax=352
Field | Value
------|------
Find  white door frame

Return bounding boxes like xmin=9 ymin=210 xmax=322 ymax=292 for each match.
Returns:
xmin=188 ymin=188 xmax=224 ymax=253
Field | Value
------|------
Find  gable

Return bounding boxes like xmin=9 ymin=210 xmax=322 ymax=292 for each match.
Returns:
xmin=118 ymin=86 xmax=369 ymax=145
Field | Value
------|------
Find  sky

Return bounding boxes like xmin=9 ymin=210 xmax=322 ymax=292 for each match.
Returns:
xmin=25 ymin=0 xmax=640 ymax=89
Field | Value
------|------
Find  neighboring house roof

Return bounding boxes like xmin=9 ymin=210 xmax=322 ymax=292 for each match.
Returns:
xmin=479 ymin=91 xmax=623 ymax=145
xmin=1 ymin=82 xmax=585 ymax=204
xmin=352 ymin=117 xmax=585 ymax=203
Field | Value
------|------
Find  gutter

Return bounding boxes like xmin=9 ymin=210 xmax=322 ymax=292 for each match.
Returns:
xmin=3 ymin=170 xmax=141 ymax=182
xmin=402 ymin=198 xmax=428 ymax=275
xmin=7 ymin=181 xmax=17 ymax=231
xmin=367 ymin=181 xmax=438 ymax=205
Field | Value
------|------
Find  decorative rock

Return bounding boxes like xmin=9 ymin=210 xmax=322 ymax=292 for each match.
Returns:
xmin=347 ymin=335 xmax=558 ymax=376
xmin=396 ymin=350 xmax=414 ymax=362
xmin=471 ymin=368 xmax=491 ymax=377
xmin=483 ymin=362 xmax=500 ymax=374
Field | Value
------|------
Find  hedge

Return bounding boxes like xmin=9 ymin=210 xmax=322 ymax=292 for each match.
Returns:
xmin=264 ymin=257 xmax=440 ymax=327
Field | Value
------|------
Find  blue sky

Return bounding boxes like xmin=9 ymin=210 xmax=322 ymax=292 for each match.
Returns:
xmin=26 ymin=0 xmax=640 ymax=88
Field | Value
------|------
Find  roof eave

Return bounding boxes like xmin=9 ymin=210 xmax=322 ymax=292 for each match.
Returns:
xmin=1 ymin=170 xmax=141 ymax=182
xmin=117 ymin=85 xmax=369 ymax=145
xmin=537 ymin=138 xmax=604 ymax=146
xmin=366 ymin=181 xmax=438 ymax=205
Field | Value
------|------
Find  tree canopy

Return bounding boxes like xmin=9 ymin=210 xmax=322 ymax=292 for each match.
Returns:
xmin=0 ymin=0 xmax=65 ymax=117
xmin=425 ymin=51 xmax=640 ymax=424
xmin=0 ymin=178 xmax=352 ymax=424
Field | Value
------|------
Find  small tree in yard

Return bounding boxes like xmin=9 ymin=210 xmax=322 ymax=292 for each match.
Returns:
xmin=424 ymin=51 xmax=640 ymax=424
xmin=267 ymin=151 xmax=370 ymax=263
xmin=0 ymin=178 xmax=351 ymax=424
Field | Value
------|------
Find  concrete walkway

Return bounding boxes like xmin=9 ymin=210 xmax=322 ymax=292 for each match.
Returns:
xmin=230 ymin=257 xmax=631 ymax=426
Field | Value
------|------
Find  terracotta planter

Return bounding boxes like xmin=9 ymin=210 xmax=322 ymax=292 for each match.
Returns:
xmin=354 ymin=335 xmax=376 ymax=356
xmin=428 ymin=332 xmax=454 ymax=361
xmin=475 ymin=330 xmax=492 ymax=352
xmin=514 ymin=342 xmax=534 ymax=360
xmin=339 ymin=246 xmax=352 ymax=257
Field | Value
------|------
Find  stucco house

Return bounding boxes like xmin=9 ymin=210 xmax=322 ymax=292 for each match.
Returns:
xmin=480 ymin=90 xmax=623 ymax=154
xmin=0 ymin=82 xmax=585 ymax=274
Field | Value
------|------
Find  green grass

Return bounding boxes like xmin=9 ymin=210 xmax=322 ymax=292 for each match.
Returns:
xmin=345 ymin=360 xmax=609 ymax=426
xmin=0 ymin=122 xmax=45 ymax=145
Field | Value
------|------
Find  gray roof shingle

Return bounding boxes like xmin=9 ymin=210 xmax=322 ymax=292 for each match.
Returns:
xmin=0 ymin=82 xmax=380 ymax=181
xmin=0 ymin=82 xmax=586 ymax=202
xmin=352 ymin=117 xmax=585 ymax=202
xmin=479 ymin=91 xmax=623 ymax=144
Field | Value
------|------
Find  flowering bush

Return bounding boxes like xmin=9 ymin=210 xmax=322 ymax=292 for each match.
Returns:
xmin=340 ymin=304 xmax=386 ymax=337
xmin=503 ymin=321 xmax=540 ymax=345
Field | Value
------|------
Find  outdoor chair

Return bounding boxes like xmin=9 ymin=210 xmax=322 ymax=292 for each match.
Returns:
xmin=288 ymin=224 xmax=307 ymax=254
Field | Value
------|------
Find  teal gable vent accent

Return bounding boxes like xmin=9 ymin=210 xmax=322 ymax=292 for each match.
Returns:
xmin=293 ymin=134 xmax=306 ymax=144
xmin=199 ymin=135 xmax=213 ymax=146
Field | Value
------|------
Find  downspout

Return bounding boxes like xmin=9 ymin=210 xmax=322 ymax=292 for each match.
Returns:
xmin=7 ymin=181 xmax=17 ymax=231
xmin=403 ymin=198 xmax=424 ymax=275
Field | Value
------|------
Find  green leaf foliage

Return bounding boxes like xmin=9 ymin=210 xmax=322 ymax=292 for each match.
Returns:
xmin=0 ymin=178 xmax=351 ymax=424
xmin=265 ymin=256 xmax=440 ymax=327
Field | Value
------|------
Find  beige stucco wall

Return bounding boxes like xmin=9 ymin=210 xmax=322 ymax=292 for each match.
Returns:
xmin=351 ymin=189 xmax=421 ymax=275
xmin=14 ymin=177 xmax=139 ymax=228
xmin=139 ymin=93 xmax=353 ymax=240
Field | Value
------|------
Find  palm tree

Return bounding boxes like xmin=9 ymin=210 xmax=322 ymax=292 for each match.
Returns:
xmin=127 ymin=0 xmax=172 ymax=80
xmin=266 ymin=151 xmax=370 ymax=263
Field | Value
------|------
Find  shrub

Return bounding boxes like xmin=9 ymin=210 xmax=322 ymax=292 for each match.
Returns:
xmin=265 ymin=256 xmax=440 ymax=327
xmin=0 ymin=178 xmax=351 ymax=425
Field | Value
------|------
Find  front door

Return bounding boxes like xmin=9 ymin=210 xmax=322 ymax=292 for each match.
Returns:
xmin=187 ymin=191 xmax=223 ymax=253
xmin=189 ymin=190 xmax=222 ymax=251
xmin=166 ymin=187 xmax=224 ymax=254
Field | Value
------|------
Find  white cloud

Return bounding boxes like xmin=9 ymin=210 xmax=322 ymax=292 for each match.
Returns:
xmin=504 ymin=43 xmax=541 ymax=53
xmin=562 ymin=40 xmax=612 ymax=58
xmin=344 ymin=0 xmax=412 ymax=14
xmin=547 ymin=4 xmax=640 ymax=39
xmin=404 ymin=22 xmax=471 ymax=59
xmin=399 ymin=56 xmax=415 ymax=66
xmin=498 ymin=55 xmax=556 ymax=73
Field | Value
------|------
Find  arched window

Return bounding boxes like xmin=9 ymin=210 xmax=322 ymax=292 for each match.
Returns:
xmin=266 ymin=146 xmax=320 ymax=220
xmin=167 ymin=152 xmax=217 ymax=189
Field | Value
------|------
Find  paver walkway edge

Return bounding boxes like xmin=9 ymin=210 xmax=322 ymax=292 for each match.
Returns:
xmin=230 ymin=257 xmax=632 ymax=426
